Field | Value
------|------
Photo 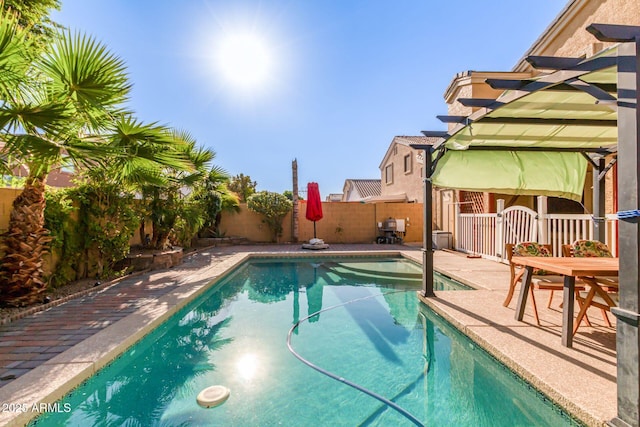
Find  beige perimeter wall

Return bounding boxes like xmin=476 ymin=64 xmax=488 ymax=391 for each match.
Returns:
xmin=0 ymin=188 xmax=146 ymax=247
xmin=0 ymin=188 xmax=22 ymax=233
xmin=219 ymin=201 xmax=426 ymax=243
xmin=0 ymin=188 xmax=426 ymax=245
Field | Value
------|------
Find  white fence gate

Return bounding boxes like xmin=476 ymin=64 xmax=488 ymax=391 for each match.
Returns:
xmin=497 ymin=204 xmax=539 ymax=261
xmin=455 ymin=196 xmax=618 ymax=262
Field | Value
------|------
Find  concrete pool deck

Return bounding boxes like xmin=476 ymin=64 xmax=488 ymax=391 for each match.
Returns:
xmin=0 ymin=244 xmax=616 ymax=426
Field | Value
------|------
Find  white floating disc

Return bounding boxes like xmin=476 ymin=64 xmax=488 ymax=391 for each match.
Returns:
xmin=197 ymin=385 xmax=230 ymax=408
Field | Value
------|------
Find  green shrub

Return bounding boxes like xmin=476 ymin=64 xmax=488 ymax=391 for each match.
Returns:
xmin=247 ymin=191 xmax=292 ymax=242
xmin=44 ymin=182 xmax=138 ymax=285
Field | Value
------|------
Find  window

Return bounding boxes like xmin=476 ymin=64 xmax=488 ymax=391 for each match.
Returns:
xmin=385 ymin=164 xmax=393 ymax=184
xmin=404 ymin=154 xmax=412 ymax=173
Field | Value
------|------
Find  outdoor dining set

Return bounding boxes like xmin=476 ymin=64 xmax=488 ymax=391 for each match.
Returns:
xmin=504 ymin=240 xmax=619 ymax=348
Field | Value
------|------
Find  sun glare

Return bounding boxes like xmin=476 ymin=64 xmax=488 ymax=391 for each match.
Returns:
xmin=216 ymin=33 xmax=273 ymax=91
xmin=236 ymin=353 xmax=259 ymax=380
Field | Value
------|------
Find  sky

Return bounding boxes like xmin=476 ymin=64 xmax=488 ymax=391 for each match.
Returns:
xmin=51 ymin=1 xmax=568 ymax=196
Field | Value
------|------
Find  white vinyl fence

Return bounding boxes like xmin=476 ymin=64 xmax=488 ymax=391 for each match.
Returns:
xmin=455 ymin=196 xmax=619 ymax=262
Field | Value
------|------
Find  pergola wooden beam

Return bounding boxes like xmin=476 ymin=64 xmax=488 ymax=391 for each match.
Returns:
xmin=421 ymin=130 xmax=449 ymax=139
xmin=457 ymin=98 xmax=503 ymax=108
xmin=567 ymin=78 xmax=618 ymax=103
xmin=480 ymin=117 xmax=617 ymax=127
xmin=526 ymin=55 xmax=617 ymax=72
xmin=526 ymin=55 xmax=584 ymax=69
xmin=436 ymin=115 xmax=469 ymax=124
xmin=459 ymin=145 xmax=616 ymax=154
xmin=587 ymin=23 xmax=640 ymax=42
xmin=486 ymin=78 xmax=617 ymax=94
xmin=485 ymin=78 xmax=532 ymax=90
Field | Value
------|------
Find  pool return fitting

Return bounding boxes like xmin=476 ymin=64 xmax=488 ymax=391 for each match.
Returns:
xmin=286 ymin=291 xmax=425 ymax=427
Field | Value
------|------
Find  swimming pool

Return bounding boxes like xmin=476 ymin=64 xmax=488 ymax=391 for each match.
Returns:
xmin=32 ymin=257 xmax=579 ymax=426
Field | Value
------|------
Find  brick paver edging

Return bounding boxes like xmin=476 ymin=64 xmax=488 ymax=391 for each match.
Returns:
xmin=0 ymin=245 xmax=216 ymax=326
xmin=0 ymin=270 xmax=149 ymax=326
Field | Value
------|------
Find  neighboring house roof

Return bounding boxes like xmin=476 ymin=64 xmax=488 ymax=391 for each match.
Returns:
xmin=1 ymin=165 xmax=75 ymax=188
xmin=363 ymin=193 xmax=408 ymax=204
xmin=1 ymin=142 xmax=76 ymax=188
xmin=45 ymin=169 xmax=75 ymax=188
xmin=342 ymin=179 xmax=381 ymax=201
xmin=378 ymin=136 xmax=438 ymax=170
xmin=325 ymin=193 xmax=343 ymax=202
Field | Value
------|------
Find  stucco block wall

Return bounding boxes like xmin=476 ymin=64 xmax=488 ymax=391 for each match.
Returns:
xmin=298 ymin=201 xmax=374 ymax=243
xmin=218 ymin=204 xmax=294 ymax=242
xmin=0 ymin=187 xmax=426 ymax=256
xmin=374 ymin=203 xmax=425 ymax=242
xmin=219 ymin=202 xmax=425 ymax=243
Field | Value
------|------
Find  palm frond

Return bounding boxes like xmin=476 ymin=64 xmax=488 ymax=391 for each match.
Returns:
xmin=108 ymin=116 xmax=194 ymax=172
xmin=0 ymin=99 xmax=73 ymax=135
xmin=0 ymin=12 xmax=35 ymax=99
xmin=3 ymin=133 xmax=61 ymax=165
xmin=38 ymin=31 xmax=131 ymax=128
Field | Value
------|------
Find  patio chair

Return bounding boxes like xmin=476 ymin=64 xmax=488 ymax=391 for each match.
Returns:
xmin=504 ymin=242 xmax=584 ymax=325
xmin=562 ymin=242 xmax=618 ymax=291
xmin=565 ymin=240 xmax=619 ymax=331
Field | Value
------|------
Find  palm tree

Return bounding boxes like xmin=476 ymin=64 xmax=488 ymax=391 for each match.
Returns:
xmin=0 ymin=18 xmax=188 ymax=306
xmin=193 ymin=164 xmax=239 ymax=238
xmin=136 ymin=130 xmax=214 ymax=250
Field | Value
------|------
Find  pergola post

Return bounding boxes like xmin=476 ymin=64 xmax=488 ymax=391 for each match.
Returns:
xmin=611 ymin=39 xmax=640 ymax=427
xmin=592 ymin=157 xmax=606 ymax=243
xmin=422 ymin=146 xmax=435 ymax=297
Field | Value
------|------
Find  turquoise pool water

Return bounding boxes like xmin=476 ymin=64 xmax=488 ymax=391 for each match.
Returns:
xmin=32 ymin=257 xmax=579 ymax=426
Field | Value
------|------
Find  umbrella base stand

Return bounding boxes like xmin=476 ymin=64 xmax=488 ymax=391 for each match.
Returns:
xmin=301 ymin=243 xmax=329 ymax=250
xmin=302 ymin=237 xmax=329 ymax=250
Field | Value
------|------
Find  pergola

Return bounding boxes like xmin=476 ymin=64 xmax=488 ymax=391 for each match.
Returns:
xmin=413 ymin=24 xmax=640 ymax=427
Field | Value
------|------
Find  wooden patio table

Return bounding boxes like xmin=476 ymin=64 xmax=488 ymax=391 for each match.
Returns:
xmin=514 ymin=256 xmax=619 ymax=348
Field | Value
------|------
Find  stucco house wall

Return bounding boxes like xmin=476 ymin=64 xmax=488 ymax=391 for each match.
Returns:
xmin=379 ymin=137 xmax=425 ymax=203
xmin=514 ymin=0 xmax=640 ymax=73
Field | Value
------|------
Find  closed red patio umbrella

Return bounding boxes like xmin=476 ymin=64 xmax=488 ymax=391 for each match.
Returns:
xmin=305 ymin=182 xmax=323 ymax=239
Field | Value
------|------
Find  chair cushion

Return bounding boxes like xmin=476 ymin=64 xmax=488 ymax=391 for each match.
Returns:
xmin=572 ymin=240 xmax=613 ymax=258
xmin=513 ymin=242 xmax=551 ymax=257
xmin=513 ymin=242 xmax=550 ymax=275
